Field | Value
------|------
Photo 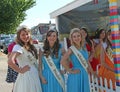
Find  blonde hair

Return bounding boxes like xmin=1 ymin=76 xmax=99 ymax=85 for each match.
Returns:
xmin=69 ymin=28 xmax=84 ymax=48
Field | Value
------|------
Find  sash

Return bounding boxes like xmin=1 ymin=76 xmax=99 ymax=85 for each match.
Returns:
xmin=70 ymin=46 xmax=88 ymax=72
xmin=106 ymin=47 xmax=113 ymax=62
xmin=44 ymin=56 xmax=65 ymax=92
xmin=22 ymin=47 xmax=38 ymax=68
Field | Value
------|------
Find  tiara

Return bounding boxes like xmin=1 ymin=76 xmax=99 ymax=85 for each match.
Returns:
xmin=16 ymin=25 xmax=29 ymax=32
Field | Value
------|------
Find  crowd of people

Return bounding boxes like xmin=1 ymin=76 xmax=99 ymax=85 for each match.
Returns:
xmin=6 ymin=25 xmax=116 ymax=92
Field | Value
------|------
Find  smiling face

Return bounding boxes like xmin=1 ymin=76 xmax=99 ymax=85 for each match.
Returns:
xmin=99 ymin=30 xmax=106 ymax=40
xmin=16 ymin=28 xmax=32 ymax=46
xmin=47 ymin=31 xmax=57 ymax=47
xmin=20 ymin=30 xmax=31 ymax=44
xmin=80 ymin=29 xmax=87 ymax=39
xmin=107 ymin=31 xmax=112 ymax=41
xmin=71 ymin=31 xmax=82 ymax=46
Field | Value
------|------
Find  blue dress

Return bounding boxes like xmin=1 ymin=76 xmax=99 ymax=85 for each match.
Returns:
xmin=67 ymin=48 xmax=90 ymax=92
xmin=41 ymin=45 xmax=64 ymax=92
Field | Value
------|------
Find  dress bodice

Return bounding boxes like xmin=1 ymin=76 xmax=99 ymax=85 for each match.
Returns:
xmin=42 ymin=45 xmax=62 ymax=70
xmin=86 ymin=43 xmax=91 ymax=52
xmin=70 ymin=49 xmax=88 ymax=69
xmin=12 ymin=45 xmax=37 ymax=67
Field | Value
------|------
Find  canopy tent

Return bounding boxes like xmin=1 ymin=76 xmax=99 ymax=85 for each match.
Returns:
xmin=50 ymin=0 xmax=120 ymax=34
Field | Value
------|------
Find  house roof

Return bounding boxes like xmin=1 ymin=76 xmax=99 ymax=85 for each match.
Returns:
xmin=50 ymin=0 xmax=120 ymax=34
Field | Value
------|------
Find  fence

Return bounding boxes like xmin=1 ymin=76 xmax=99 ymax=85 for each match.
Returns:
xmin=88 ymin=74 xmax=116 ymax=92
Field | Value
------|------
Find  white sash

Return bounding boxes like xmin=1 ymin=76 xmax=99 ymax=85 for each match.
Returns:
xmin=106 ymin=47 xmax=113 ymax=63
xmin=44 ymin=56 xmax=65 ymax=92
xmin=70 ymin=46 xmax=88 ymax=72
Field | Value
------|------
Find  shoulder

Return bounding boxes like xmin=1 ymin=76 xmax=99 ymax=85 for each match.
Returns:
xmin=8 ymin=42 xmax=16 ymax=52
xmin=67 ymin=46 xmax=73 ymax=53
xmin=93 ymin=39 xmax=99 ymax=43
xmin=12 ymin=44 xmax=23 ymax=54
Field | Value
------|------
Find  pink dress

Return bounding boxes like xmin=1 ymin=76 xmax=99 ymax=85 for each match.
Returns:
xmin=8 ymin=42 xmax=16 ymax=53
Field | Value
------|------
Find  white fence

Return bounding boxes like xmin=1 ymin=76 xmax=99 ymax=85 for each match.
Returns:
xmin=88 ymin=74 xmax=116 ymax=92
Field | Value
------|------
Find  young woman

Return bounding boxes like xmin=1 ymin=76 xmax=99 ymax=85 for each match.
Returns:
xmin=6 ymin=41 xmax=18 ymax=91
xmin=61 ymin=28 xmax=90 ymax=92
xmin=8 ymin=25 xmax=42 ymax=92
xmin=94 ymin=29 xmax=115 ymax=89
xmin=39 ymin=29 xmax=65 ymax=92
xmin=80 ymin=27 xmax=98 ymax=75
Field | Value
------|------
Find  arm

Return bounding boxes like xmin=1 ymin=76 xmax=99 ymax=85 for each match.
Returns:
xmin=61 ymin=48 xmax=79 ymax=74
xmin=89 ymin=40 xmax=95 ymax=61
xmin=60 ymin=48 xmax=72 ymax=72
xmin=38 ymin=49 xmax=47 ymax=84
xmin=38 ymin=49 xmax=43 ymax=78
xmin=7 ymin=52 xmax=11 ymax=58
xmin=8 ymin=52 xmax=30 ymax=73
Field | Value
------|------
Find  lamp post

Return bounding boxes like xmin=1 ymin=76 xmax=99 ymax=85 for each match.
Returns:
xmin=109 ymin=0 xmax=120 ymax=90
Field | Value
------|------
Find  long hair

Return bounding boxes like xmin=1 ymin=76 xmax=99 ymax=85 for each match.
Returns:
xmin=43 ymin=29 xmax=59 ymax=58
xmin=16 ymin=26 xmax=38 ymax=59
xmin=80 ymin=27 xmax=92 ymax=47
xmin=69 ymin=28 xmax=84 ymax=49
xmin=95 ymin=28 xmax=106 ymax=42
xmin=106 ymin=29 xmax=112 ymax=49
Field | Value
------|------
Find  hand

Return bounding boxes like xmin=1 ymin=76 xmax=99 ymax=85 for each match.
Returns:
xmin=61 ymin=48 xmax=66 ymax=55
xmin=19 ymin=65 xmax=30 ymax=74
xmin=89 ymin=57 xmax=93 ymax=62
xmin=40 ymin=76 xmax=47 ymax=84
xmin=60 ymin=70 xmax=66 ymax=74
xmin=68 ymin=69 xmax=80 ymax=74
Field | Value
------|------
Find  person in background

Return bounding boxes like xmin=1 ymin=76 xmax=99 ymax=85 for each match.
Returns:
xmin=8 ymin=25 xmax=42 ymax=92
xmin=6 ymin=41 xmax=18 ymax=92
xmin=94 ymin=29 xmax=115 ymax=89
xmin=80 ymin=27 xmax=98 ymax=75
xmin=38 ymin=29 xmax=65 ymax=92
xmin=61 ymin=28 xmax=90 ymax=92
xmin=65 ymin=37 xmax=73 ymax=68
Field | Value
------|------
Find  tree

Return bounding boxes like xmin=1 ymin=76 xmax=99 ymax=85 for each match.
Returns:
xmin=0 ymin=0 xmax=36 ymax=34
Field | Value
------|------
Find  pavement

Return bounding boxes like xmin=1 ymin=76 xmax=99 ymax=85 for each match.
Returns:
xmin=0 ymin=52 xmax=12 ymax=92
xmin=0 ymin=43 xmax=42 ymax=92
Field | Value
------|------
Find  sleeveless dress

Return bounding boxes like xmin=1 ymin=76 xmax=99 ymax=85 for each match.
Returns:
xmin=41 ymin=45 xmax=64 ymax=92
xmin=67 ymin=48 xmax=90 ymax=92
xmin=12 ymin=44 xmax=42 ymax=92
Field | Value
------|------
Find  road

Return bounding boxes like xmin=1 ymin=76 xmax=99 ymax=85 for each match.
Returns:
xmin=0 ymin=52 xmax=12 ymax=92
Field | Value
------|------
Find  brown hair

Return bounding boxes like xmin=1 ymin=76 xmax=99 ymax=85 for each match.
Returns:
xmin=16 ymin=27 xmax=38 ymax=59
xmin=43 ymin=29 xmax=59 ymax=58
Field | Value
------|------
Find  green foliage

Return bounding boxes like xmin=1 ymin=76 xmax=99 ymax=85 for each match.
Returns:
xmin=0 ymin=0 xmax=36 ymax=34
xmin=59 ymin=34 xmax=69 ymax=41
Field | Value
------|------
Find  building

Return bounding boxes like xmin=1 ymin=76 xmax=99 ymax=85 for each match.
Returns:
xmin=31 ymin=23 xmax=55 ymax=41
xmin=50 ymin=0 xmax=120 ymax=35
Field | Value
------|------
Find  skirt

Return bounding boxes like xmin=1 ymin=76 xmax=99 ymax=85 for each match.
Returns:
xmin=6 ymin=64 xmax=18 ymax=83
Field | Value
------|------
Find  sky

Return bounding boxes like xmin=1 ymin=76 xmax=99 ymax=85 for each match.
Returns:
xmin=20 ymin=0 xmax=74 ymax=28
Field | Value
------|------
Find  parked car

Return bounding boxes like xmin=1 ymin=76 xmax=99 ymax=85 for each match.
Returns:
xmin=3 ymin=38 xmax=14 ymax=54
xmin=0 ymin=35 xmax=11 ymax=49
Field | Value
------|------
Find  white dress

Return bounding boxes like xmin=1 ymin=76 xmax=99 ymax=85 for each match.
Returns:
xmin=12 ymin=44 xmax=42 ymax=92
